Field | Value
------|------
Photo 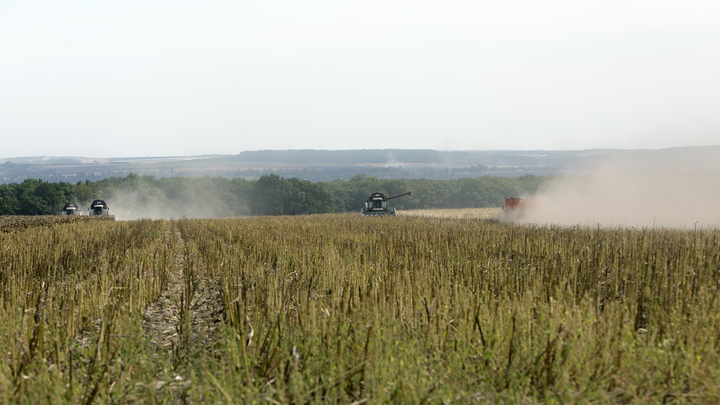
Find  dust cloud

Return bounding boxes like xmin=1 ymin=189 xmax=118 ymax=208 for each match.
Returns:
xmin=106 ymin=192 xmax=220 ymax=221
xmin=518 ymin=164 xmax=720 ymax=229
xmin=89 ymin=188 xmax=246 ymax=221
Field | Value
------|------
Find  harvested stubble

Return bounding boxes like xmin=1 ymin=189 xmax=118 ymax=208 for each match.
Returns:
xmin=0 ymin=218 xmax=176 ymax=404
xmin=1 ymin=213 xmax=720 ymax=404
xmin=180 ymin=214 xmax=720 ymax=403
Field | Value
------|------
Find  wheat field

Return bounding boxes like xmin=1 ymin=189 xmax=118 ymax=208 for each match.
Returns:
xmin=398 ymin=207 xmax=501 ymax=220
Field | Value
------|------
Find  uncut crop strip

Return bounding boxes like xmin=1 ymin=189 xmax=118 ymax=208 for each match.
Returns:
xmin=399 ymin=207 xmax=500 ymax=219
xmin=0 ymin=215 xmax=114 ymax=233
xmin=178 ymin=214 xmax=720 ymax=403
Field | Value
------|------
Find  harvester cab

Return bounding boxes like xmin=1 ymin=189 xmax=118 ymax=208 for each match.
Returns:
xmin=61 ymin=202 xmax=81 ymax=216
xmin=361 ymin=191 xmax=411 ymax=216
xmin=89 ymin=200 xmax=111 ymax=216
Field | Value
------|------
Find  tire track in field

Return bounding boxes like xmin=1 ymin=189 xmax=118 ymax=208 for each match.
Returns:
xmin=141 ymin=222 xmax=224 ymax=365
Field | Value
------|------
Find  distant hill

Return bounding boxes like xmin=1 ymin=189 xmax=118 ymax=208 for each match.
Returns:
xmin=2 ymin=147 xmax=718 ymax=184
xmin=230 ymin=147 xmax=720 ymax=170
xmin=231 ymin=149 xmax=580 ymax=166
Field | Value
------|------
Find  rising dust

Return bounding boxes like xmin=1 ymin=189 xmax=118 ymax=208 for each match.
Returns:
xmin=519 ymin=164 xmax=720 ymax=228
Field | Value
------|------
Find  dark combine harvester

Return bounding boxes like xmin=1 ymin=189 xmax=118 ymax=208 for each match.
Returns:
xmin=361 ymin=191 xmax=411 ymax=216
xmin=61 ymin=202 xmax=81 ymax=216
xmin=89 ymin=200 xmax=114 ymax=218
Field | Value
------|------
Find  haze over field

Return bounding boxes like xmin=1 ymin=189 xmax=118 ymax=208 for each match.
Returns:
xmin=1 ymin=1 xmax=719 ymax=157
xmin=511 ymin=148 xmax=720 ymax=227
xmin=521 ymin=169 xmax=720 ymax=228
xmin=107 ymin=191 xmax=226 ymax=221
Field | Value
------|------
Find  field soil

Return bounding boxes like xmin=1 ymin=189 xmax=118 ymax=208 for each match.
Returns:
xmin=141 ymin=229 xmax=224 ymax=363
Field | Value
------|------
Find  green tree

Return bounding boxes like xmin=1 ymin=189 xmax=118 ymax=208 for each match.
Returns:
xmin=251 ymin=175 xmax=334 ymax=216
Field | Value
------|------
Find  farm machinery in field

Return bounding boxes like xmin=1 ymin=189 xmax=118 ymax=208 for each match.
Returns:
xmin=89 ymin=199 xmax=115 ymax=219
xmin=361 ymin=191 xmax=411 ymax=216
xmin=501 ymin=197 xmax=534 ymax=220
xmin=502 ymin=197 xmax=525 ymax=212
xmin=61 ymin=202 xmax=81 ymax=216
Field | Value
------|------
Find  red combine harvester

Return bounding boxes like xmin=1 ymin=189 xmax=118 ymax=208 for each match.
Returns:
xmin=503 ymin=197 xmax=523 ymax=211
xmin=501 ymin=197 xmax=534 ymax=218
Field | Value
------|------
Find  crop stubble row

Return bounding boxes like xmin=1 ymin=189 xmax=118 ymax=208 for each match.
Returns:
xmin=1 ymin=214 xmax=719 ymax=403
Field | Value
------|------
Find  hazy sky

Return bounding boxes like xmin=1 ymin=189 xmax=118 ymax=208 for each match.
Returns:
xmin=2 ymin=1 xmax=719 ymax=158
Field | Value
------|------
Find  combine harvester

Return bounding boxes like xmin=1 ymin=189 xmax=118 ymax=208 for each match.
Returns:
xmin=88 ymin=199 xmax=115 ymax=219
xmin=500 ymin=197 xmax=535 ymax=221
xmin=61 ymin=202 xmax=81 ymax=216
xmin=361 ymin=192 xmax=411 ymax=216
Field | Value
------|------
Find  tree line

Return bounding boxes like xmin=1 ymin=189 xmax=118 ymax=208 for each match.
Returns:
xmin=0 ymin=173 xmax=546 ymax=216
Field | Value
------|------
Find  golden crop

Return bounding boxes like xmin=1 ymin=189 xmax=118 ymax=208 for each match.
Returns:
xmin=0 ymin=215 xmax=114 ymax=233
xmin=399 ymin=207 xmax=500 ymax=219
xmin=1 ymin=213 xmax=719 ymax=403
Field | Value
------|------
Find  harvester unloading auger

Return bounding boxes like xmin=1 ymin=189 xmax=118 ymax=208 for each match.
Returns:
xmin=361 ymin=191 xmax=411 ymax=216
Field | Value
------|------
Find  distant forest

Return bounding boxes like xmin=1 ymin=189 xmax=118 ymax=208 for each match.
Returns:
xmin=0 ymin=159 xmax=555 ymax=185
xmin=0 ymin=173 xmax=547 ymax=217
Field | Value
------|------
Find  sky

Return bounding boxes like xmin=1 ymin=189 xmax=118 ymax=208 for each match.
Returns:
xmin=1 ymin=0 xmax=719 ymax=158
